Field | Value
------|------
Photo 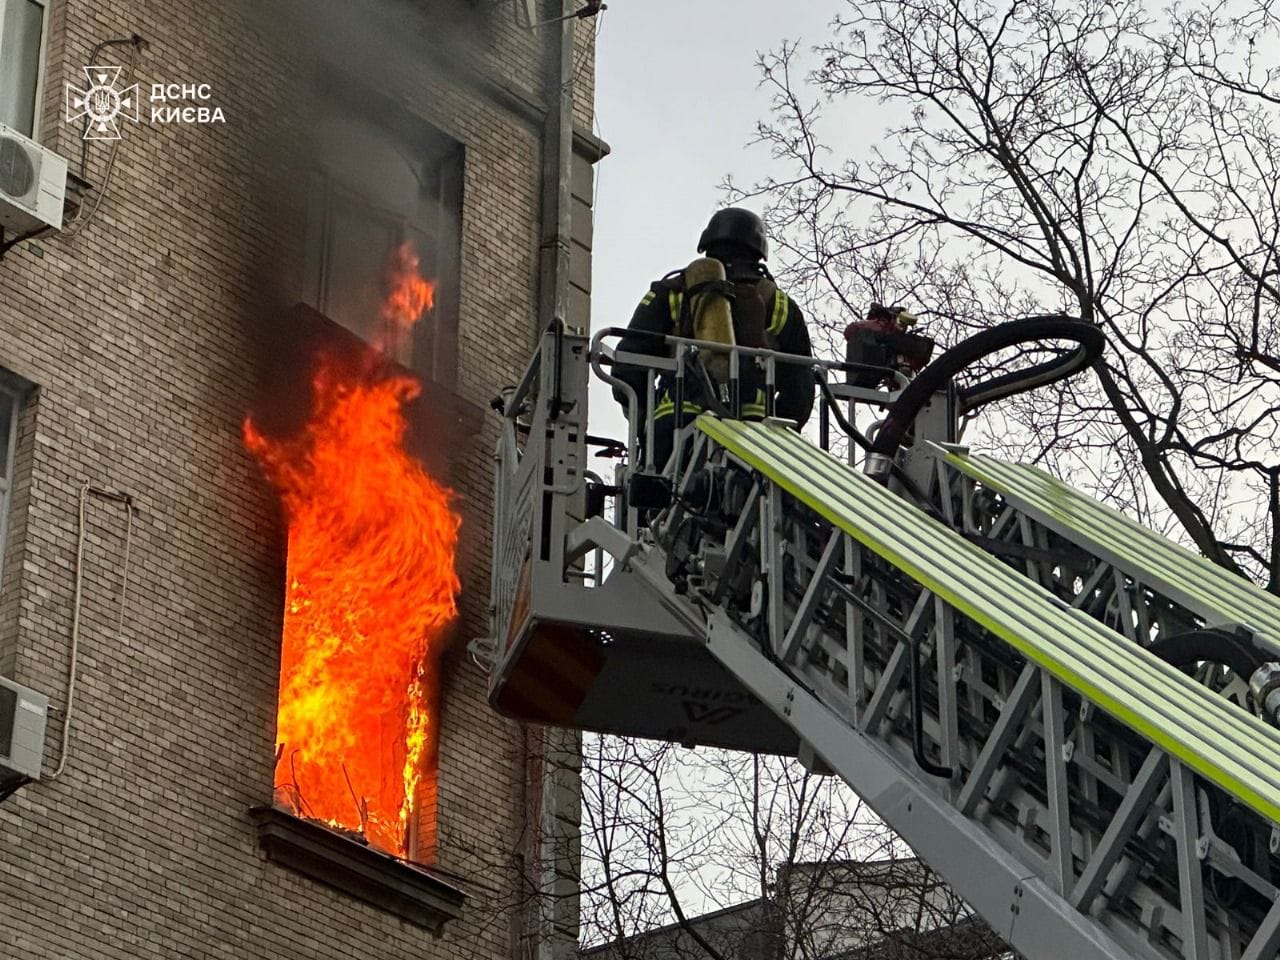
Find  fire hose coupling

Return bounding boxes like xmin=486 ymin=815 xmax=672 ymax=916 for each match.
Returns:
xmin=1248 ymin=662 xmax=1280 ymax=726
xmin=864 ymin=452 xmax=895 ymax=482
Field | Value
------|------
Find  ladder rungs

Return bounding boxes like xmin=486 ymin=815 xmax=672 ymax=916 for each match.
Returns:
xmin=696 ymin=416 xmax=1280 ymax=824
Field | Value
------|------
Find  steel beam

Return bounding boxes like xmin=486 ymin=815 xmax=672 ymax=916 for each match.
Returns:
xmin=705 ymin=610 xmax=1137 ymax=960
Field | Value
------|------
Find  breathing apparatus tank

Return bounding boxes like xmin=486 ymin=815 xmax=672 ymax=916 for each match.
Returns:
xmin=684 ymin=256 xmax=736 ymax=385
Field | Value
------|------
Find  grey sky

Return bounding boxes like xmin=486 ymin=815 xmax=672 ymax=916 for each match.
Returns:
xmin=578 ymin=5 xmax=871 ymax=923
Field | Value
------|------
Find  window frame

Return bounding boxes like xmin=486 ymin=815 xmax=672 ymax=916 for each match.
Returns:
xmin=0 ymin=0 xmax=52 ymax=138
xmin=307 ymin=169 xmax=421 ymax=364
xmin=0 ymin=375 xmax=26 ymax=591
xmin=299 ymin=81 xmax=464 ymax=388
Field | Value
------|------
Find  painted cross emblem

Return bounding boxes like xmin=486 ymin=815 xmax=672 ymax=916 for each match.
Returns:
xmin=65 ymin=66 xmax=140 ymax=141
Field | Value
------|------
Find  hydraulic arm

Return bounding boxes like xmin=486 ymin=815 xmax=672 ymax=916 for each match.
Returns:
xmin=480 ymin=320 xmax=1280 ymax=960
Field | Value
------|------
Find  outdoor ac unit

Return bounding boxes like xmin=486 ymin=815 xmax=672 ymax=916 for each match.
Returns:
xmin=0 ymin=676 xmax=49 ymax=782
xmin=0 ymin=122 xmax=68 ymax=236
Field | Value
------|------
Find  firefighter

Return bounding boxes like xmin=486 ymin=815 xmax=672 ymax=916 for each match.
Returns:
xmin=612 ymin=207 xmax=814 ymax=471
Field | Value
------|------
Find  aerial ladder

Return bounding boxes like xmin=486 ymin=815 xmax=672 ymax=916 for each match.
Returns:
xmin=479 ymin=315 xmax=1280 ymax=960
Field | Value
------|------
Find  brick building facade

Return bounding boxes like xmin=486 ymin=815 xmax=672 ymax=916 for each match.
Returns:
xmin=0 ymin=1 xmax=601 ymax=957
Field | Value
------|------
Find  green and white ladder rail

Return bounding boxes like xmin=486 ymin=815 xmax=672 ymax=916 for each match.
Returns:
xmin=484 ymin=328 xmax=1280 ymax=960
xmin=625 ymin=416 xmax=1280 ymax=960
xmin=933 ymin=448 xmax=1279 ymax=679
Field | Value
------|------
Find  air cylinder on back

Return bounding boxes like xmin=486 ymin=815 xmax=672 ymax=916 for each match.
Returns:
xmin=685 ymin=256 xmax=735 ymax=385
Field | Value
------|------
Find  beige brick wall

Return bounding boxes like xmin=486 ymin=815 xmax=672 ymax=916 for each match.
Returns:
xmin=0 ymin=1 xmax=597 ymax=957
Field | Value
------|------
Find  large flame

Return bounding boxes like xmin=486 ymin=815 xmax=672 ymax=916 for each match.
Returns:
xmin=245 ymin=243 xmax=459 ymax=858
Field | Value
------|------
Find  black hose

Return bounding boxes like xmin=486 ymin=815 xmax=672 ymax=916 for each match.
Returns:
xmin=910 ymin=637 xmax=954 ymax=778
xmin=1146 ymin=625 xmax=1273 ymax=909
xmin=816 ymin=375 xmax=873 ymax=454
xmin=867 ymin=317 xmax=1105 ymax=475
xmin=814 ymin=375 xmax=944 ymax=518
xmin=1147 ymin=627 xmax=1269 ymax=677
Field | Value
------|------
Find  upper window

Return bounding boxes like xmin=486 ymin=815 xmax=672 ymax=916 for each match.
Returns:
xmin=0 ymin=380 xmax=18 ymax=558
xmin=0 ymin=370 xmax=30 ymax=616
xmin=302 ymin=96 xmax=463 ymax=385
xmin=0 ymin=0 xmax=49 ymax=137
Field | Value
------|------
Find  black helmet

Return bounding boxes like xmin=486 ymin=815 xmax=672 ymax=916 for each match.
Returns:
xmin=697 ymin=207 xmax=768 ymax=261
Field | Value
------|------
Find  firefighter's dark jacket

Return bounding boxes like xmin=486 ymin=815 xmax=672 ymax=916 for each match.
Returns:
xmin=611 ymin=264 xmax=814 ymax=428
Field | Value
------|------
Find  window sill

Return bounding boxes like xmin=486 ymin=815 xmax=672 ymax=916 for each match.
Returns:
xmin=250 ymin=805 xmax=466 ymax=935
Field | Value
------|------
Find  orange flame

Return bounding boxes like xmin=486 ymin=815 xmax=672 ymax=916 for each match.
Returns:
xmin=245 ymin=243 xmax=459 ymax=858
xmin=382 ymin=243 xmax=436 ymax=342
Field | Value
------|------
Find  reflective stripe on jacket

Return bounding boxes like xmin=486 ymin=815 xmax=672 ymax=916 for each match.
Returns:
xmin=653 ymin=288 xmax=790 ymax=421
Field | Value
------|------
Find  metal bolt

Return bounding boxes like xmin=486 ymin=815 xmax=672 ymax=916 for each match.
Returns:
xmin=1249 ymin=663 xmax=1280 ymax=726
xmin=1265 ymin=687 xmax=1280 ymax=726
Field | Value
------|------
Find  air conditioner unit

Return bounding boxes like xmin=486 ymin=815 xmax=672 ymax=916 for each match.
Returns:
xmin=0 ymin=676 xmax=49 ymax=783
xmin=0 ymin=122 xmax=69 ymax=236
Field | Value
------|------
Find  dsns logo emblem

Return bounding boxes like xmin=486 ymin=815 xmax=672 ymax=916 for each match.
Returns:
xmin=65 ymin=66 xmax=140 ymax=141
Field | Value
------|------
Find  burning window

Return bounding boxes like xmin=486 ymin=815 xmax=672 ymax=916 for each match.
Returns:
xmin=245 ymin=244 xmax=461 ymax=863
xmin=300 ymin=98 xmax=462 ymax=387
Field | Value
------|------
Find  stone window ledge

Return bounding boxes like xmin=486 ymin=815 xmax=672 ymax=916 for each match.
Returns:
xmin=250 ymin=805 xmax=466 ymax=935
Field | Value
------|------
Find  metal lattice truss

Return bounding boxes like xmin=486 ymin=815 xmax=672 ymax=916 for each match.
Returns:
xmin=624 ymin=418 xmax=1280 ymax=960
xmin=930 ymin=450 xmax=1276 ymax=696
xmin=485 ymin=329 xmax=1280 ymax=960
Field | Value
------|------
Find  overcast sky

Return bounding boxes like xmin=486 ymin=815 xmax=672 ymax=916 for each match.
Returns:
xmin=586 ymin=0 xmax=845 ymax=443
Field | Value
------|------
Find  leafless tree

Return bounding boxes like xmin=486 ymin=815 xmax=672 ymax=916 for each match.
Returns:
xmin=729 ymin=0 xmax=1280 ymax=590
xmin=578 ymin=736 xmax=1010 ymax=960
xmin=580 ymin=5 xmax=1280 ymax=958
